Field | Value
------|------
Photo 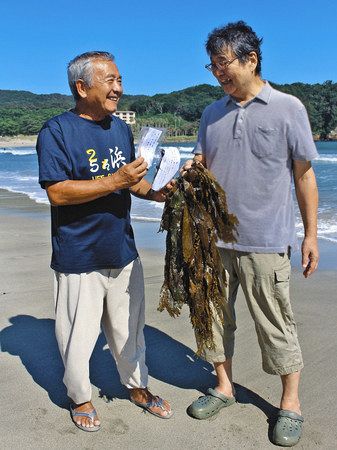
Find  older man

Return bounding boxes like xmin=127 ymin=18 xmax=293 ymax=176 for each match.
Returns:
xmin=185 ymin=22 xmax=319 ymax=446
xmin=36 ymin=51 xmax=172 ymax=431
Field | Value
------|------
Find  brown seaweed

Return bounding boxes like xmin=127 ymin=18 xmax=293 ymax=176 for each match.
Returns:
xmin=158 ymin=162 xmax=238 ymax=355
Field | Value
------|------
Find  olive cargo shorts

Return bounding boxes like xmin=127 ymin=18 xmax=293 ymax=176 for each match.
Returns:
xmin=202 ymin=249 xmax=304 ymax=375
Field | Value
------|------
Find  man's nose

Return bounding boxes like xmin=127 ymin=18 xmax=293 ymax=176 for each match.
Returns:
xmin=112 ymin=81 xmax=122 ymax=93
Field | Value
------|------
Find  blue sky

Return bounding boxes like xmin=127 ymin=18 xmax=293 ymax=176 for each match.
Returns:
xmin=1 ymin=0 xmax=336 ymax=96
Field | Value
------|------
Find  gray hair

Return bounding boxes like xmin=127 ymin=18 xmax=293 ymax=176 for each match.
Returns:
xmin=67 ymin=51 xmax=115 ymax=100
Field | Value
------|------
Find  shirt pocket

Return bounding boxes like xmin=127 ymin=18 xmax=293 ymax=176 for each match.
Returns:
xmin=252 ymin=126 xmax=279 ymax=158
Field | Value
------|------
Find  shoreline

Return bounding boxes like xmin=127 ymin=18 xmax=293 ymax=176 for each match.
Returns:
xmin=0 ymin=187 xmax=336 ymax=271
xmin=0 ymin=134 xmax=197 ymax=148
xmin=0 ymin=135 xmax=38 ymax=148
xmin=2 ymin=134 xmax=337 ymax=148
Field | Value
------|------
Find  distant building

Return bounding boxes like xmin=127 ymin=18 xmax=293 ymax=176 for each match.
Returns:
xmin=113 ymin=111 xmax=136 ymax=124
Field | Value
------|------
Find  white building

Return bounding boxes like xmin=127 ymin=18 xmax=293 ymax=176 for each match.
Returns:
xmin=113 ymin=111 xmax=136 ymax=124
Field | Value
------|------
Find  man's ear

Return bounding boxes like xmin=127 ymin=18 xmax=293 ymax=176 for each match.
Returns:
xmin=75 ymin=79 xmax=88 ymax=99
xmin=248 ymin=51 xmax=258 ymax=72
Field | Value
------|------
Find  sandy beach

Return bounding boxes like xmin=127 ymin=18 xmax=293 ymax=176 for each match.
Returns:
xmin=0 ymin=135 xmax=37 ymax=148
xmin=0 ymin=134 xmax=198 ymax=149
xmin=1 ymin=188 xmax=337 ymax=449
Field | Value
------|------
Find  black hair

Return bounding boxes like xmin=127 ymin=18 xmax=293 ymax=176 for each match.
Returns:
xmin=206 ymin=21 xmax=263 ymax=75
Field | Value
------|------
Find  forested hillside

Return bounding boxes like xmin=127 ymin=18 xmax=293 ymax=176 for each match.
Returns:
xmin=0 ymin=90 xmax=73 ymax=136
xmin=1 ymin=81 xmax=336 ymax=139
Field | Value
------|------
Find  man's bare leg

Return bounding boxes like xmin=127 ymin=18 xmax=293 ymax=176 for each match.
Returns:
xmin=280 ymin=371 xmax=301 ymax=414
xmin=214 ymin=358 xmax=236 ymax=397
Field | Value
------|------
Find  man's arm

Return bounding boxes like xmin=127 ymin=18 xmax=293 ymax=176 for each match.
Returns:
xmin=46 ymin=157 xmax=148 ymax=206
xmin=130 ymin=178 xmax=175 ymax=202
xmin=293 ymin=160 xmax=319 ymax=278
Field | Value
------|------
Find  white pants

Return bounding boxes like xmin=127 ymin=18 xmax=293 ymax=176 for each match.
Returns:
xmin=53 ymin=257 xmax=148 ymax=404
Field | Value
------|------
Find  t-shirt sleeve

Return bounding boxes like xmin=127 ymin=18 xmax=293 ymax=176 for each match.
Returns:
xmin=36 ymin=123 xmax=72 ymax=189
xmin=288 ymin=104 xmax=319 ymax=161
xmin=193 ymin=109 xmax=207 ymax=155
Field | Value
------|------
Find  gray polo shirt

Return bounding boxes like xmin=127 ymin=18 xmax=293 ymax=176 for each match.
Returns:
xmin=194 ymin=82 xmax=318 ymax=253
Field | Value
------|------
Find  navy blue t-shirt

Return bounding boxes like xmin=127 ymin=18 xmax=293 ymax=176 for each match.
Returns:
xmin=36 ymin=111 xmax=138 ymax=273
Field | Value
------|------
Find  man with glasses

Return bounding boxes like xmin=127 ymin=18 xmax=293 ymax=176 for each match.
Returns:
xmin=184 ymin=21 xmax=318 ymax=446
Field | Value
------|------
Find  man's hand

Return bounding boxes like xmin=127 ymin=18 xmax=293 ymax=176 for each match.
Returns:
xmin=301 ymin=236 xmax=319 ymax=278
xmin=180 ymin=154 xmax=205 ymax=175
xmin=113 ymin=157 xmax=148 ymax=189
xmin=180 ymin=159 xmax=194 ymax=175
xmin=150 ymin=180 xmax=176 ymax=202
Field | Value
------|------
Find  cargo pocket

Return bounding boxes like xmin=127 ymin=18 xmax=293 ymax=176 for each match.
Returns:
xmin=275 ymin=270 xmax=289 ymax=284
xmin=274 ymin=268 xmax=290 ymax=307
xmin=252 ymin=126 xmax=278 ymax=158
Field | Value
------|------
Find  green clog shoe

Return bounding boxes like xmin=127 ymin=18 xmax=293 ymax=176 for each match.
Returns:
xmin=272 ymin=409 xmax=304 ymax=447
xmin=187 ymin=387 xmax=235 ymax=419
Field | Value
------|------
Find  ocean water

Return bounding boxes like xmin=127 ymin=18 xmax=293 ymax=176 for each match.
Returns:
xmin=0 ymin=141 xmax=336 ymax=245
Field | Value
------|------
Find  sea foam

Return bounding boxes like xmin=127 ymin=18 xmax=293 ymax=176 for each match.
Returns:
xmin=0 ymin=149 xmax=36 ymax=156
xmin=315 ymin=154 xmax=337 ymax=163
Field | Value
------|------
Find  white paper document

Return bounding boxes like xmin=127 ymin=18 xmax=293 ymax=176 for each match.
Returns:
xmin=137 ymin=127 xmax=165 ymax=167
xmin=152 ymin=147 xmax=181 ymax=191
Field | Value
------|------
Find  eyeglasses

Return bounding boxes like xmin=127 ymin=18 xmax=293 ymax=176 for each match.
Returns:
xmin=205 ymin=57 xmax=239 ymax=72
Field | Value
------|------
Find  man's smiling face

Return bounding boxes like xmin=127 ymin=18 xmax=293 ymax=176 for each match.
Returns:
xmin=84 ymin=59 xmax=123 ymax=119
xmin=210 ymin=48 xmax=255 ymax=101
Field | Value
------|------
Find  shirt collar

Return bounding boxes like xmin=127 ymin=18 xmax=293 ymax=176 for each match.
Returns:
xmin=225 ymin=81 xmax=272 ymax=106
xmin=255 ymin=81 xmax=272 ymax=104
